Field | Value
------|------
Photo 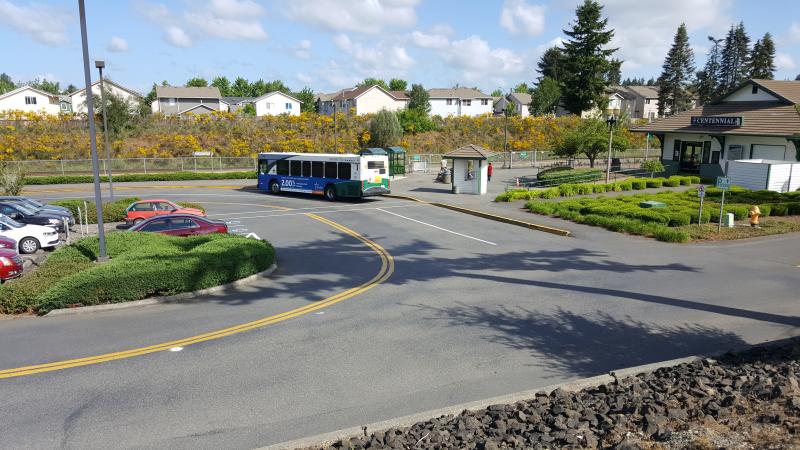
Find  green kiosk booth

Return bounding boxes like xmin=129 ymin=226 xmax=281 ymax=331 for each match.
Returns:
xmin=360 ymin=146 xmax=407 ymax=177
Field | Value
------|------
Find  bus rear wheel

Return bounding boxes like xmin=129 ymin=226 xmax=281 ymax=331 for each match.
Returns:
xmin=324 ymin=185 xmax=337 ymax=201
xmin=269 ymin=180 xmax=281 ymax=194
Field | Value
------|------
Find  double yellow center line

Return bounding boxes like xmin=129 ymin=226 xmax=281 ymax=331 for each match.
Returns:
xmin=0 ymin=213 xmax=394 ymax=379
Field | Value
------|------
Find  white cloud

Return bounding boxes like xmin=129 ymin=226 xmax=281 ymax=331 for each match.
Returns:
xmin=165 ymin=26 xmax=192 ymax=47
xmin=499 ymin=0 xmax=545 ymax=37
xmin=444 ymin=35 xmax=524 ymax=84
xmin=285 ymin=0 xmax=420 ymax=35
xmin=776 ymin=53 xmax=797 ymax=71
xmin=411 ymin=30 xmax=450 ymax=49
xmin=0 ymin=0 xmax=69 ymax=46
xmin=596 ymin=0 xmax=733 ymax=73
xmin=333 ymin=34 xmax=415 ymax=72
xmin=296 ymin=72 xmax=314 ymax=84
xmin=107 ymin=36 xmax=129 ymax=52
xmin=294 ymin=40 xmax=312 ymax=59
xmin=789 ymin=22 xmax=800 ymax=43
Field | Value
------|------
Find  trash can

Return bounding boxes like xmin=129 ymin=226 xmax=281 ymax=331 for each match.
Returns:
xmin=443 ymin=172 xmax=451 ymax=184
xmin=452 ymin=185 xmax=460 ymax=194
xmin=723 ymin=213 xmax=734 ymax=228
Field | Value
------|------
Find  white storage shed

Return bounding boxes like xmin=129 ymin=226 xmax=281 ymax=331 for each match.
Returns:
xmin=727 ymin=159 xmax=800 ymax=192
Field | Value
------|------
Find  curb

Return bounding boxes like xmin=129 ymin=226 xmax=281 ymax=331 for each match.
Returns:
xmin=383 ymin=195 xmax=571 ymax=237
xmin=45 ymin=261 xmax=278 ymax=317
xmin=259 ymin=354 xmax=715 ymax=450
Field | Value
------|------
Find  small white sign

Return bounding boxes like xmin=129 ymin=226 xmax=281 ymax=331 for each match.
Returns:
xmin=245 ymin=232 xmax=262 ymax=240
xmin=698 ymin=185 xmax=706 ymax=198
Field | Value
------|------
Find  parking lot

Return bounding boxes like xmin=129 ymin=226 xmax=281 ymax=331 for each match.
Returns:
xmin=0 ymin=179 xmax=798 ymax=449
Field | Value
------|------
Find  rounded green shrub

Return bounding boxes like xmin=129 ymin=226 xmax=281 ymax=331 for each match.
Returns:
xmin=646 ymin=179 xmax=664 ymax=188
xmin=663 ymin=177 xmax=682 ymax=187
xmin=539 ymin=188 xmax=560 ymax=199
xmin=631 ymin=179 xmax=648 ymax=190
xmin=653 ymin=228 xmax=690 ymax=243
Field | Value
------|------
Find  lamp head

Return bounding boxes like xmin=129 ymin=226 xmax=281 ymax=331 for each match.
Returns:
xmin=95 ymin=60 xmax=105 ymax=69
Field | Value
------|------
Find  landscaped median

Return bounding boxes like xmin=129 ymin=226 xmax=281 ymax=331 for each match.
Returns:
xmin=23 ymin=170 xmax=256 ymax=185
xmin=0 ymin=232 xmax=275 ymax=315
xmin=495 ymin=175 xmax=700 ymax=202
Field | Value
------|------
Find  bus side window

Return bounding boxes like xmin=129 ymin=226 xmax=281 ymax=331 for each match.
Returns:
xmin=337 ymin=162 xmax=352 ymax=180
xmin=324 ymin=162 xmax=337 ymax=179
xmin=312 ymin=161 xmax=324 ymax=178
xmin=302 ymin=161 xmax=312 ymax=177
xmin=290 ymin=160 xmax=302 ymax=177
xmin=276 ymin=160 xmax=290 ymax=176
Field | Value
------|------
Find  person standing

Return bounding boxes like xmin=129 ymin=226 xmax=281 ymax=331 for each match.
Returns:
xmin=487 ymin=162 xmax=493 ymax=182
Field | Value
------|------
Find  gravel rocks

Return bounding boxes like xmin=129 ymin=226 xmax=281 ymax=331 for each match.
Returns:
xmin=307 ymin=339 xmax=800 ymax=449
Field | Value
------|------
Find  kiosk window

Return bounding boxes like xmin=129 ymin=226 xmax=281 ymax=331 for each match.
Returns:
xmin=702 ymin=141 xmax=712 ymax=164
xmin=312 ymin=161 xmax=324 ymax=178
xmin=276 ymin=160 xmax=289 ymax=175
xmin=302 ymin=161 xmax=311 ymax=177
xmin=325 ymin=162 xmax=337 ymax=178
xmin=337 ymin=163 xmax=351 ymax=180
xmin=290 ymin=160 xmax=302 ymax=176
xmin=672 ymin=140 xmax=681 ymax=161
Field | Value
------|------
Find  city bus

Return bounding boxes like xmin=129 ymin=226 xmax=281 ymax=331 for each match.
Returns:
xmin=257 ymin=152 xmax=391 ymax=200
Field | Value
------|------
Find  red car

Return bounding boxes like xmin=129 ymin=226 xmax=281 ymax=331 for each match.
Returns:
xmin=128 ymin=214 xmax=228 ymax=237
xmin=125 ymin=199 xmax=205 ymax=225
xmin=0 ymin=239 xmax=23 ymax=282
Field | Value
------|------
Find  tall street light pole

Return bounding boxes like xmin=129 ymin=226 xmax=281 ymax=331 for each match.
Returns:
xmin=605 ymin=115 xmax=617 ymax=184
xmin=95 ymin=60 xmax=114 ymax=200
xmin=78 ymin=0 xmax=108 ymax=261
xmin=333 ymin=94 xmax=339 ymax=153
xmin=503 ymin=90 xmax=510 ymax=169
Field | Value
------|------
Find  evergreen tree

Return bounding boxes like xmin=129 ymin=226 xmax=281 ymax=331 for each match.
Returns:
xmin=29 ymin=79 xmax=60 ymax=94
xmin=536 ymin=47 xmax=565 ymax=82
xmin=490 ymin=88 xmax=503 ymax=97
xmin=560 ymin=0 xmax=618 ymax=115
xmin=695 ymin=36 xmax=724 ymax=104
xmin=748 ymin=32 xmax=776 ymax=79
xmin=656 ymin=23 xmax=695 ymax=116
xmin=358 ymin=78 xmax=389 ymax=90
xmin=606 ymin=59 xmax=622 ymax=85
xmin=720 ymin=22 xmax=750 ymax=92
xmin=231 ymin=77 xmax=251 ymax=97
xmin=388 ymin=79 xmax=407 ymax=91
xmin=144 ymin=83 xmax=157 ymax=107
xmin=646 ymin=77 xmax=656 ymax=86
xmin=529 ymin=77 xmax=561 ymax=116
xmin=368 ymin=109 xmax=402 ymax=147
xmin=250 ymin=79 xmax=268 ymax=96
xmin=63 ymin=84 xmax=78 ymax=94
xmin=185 ymin=77 xmax=208 ymax=87
xmin=211 ymin=76 xmax=232 ymax=96
xmin=408 ymin=83 xmax=431 ymax=113
xmin=0 ymin=73 xmax=15 ymax=94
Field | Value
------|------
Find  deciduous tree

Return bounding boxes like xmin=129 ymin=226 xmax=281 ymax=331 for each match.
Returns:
xmin=408 ymin=83 xmax=430 ymax=113
xmin=186 ymin=77 xmax=208 ymax=87
xmin=358 ymin=78 xmax=389 ymax=90
xmin=294 ymin=87 xmax=316 ymax=113
xmin=368 ymin=109 xmax=402 ymax=147
xmin=211 ymin=76 xmax=232 ymax=96
xmin=388 ymin=79 xmax=407 ymax=91
xmin=554 ymin=117 xmax=630 ymax=167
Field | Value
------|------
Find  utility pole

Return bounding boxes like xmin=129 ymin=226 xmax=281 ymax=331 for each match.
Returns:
xmin=605 ymin=115 xmax=617 ymax=184
xmin=504 ymin=89 xmax=510 ymax=168
xmin=78 ymin=0 xmax=107 ymax=261
xmin=333 ymin=94 xmax=338 ymax=153
xmin=96 ymin=60 xmax=114 ymax=200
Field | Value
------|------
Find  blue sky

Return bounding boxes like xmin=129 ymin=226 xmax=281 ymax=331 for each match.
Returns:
xmin=1 ymin=0 xmax=799 ymax=95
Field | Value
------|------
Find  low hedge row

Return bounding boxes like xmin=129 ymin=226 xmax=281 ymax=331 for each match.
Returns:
xmin=495 ymin=176 xmax=700 ymax=202
xmin=537 ymin=167 xmax=604 ymax=182
xmin=0 ymin=232 xmax=275 ymax=314
xmin=51 ymin=197 xmax=206 ymax=223
xmin=24 ymin=171 xmax=256 ymax=185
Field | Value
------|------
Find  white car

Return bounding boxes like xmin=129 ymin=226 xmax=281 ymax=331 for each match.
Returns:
xmin=0 ymin=213 xmax=61 ymax=254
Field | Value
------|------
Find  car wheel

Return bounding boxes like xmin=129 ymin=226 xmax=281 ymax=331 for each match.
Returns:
xmin=133 ymin=218 xmax=144 ymax=225
xmin=19 ymin=237 xmax=40 ymax=254
xmin=324 ymin=185 xmax=337 ymax=201
xmin=269 ymin=180 xmax=281 ymax=194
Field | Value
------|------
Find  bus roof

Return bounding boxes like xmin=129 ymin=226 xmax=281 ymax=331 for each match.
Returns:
xmin=258 ymin=152 xmax=363 ymax=158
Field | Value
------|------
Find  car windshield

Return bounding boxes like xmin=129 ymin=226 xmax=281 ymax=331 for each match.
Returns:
xmin=25 ymin=198 xmax=45 ymax=208
xmin=11 ymin=203 xmax=36 ymax=215
xmin=0 ymin=214 xmax=24 ymax=228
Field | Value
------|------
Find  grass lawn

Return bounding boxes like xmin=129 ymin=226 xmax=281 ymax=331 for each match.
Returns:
xmin=678 ymin=217 xmax=800 ymax=242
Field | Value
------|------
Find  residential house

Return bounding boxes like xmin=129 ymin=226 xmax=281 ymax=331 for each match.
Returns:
xmin=253 ymin=91 xmax=302 ymax=116
xmin=69 ymin=79 xmax=142 ymax=114
xmin=634 ymin=78 xmax=800 ymax=179
xmin=507 ymin=92 xmax=532 ymax=117
xmin=220 ymin=97 xmax=255 ymax=113
xmin=317 ymin=85 xmax=406 ymax=115
xmin=151 ymin=86 xmax=222 ymax=115
xmin=0 ymin=85 xmax=62 ymax=115
xmin=620 ymin=85 xmax=660 ymax=120
xmin=58 ymin=95 xmax=72 ymax=113
xmin=428 ymin=88 xmax=493 ymax=117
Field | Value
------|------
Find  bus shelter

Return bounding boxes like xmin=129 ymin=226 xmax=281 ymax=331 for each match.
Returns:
xmin=443 ymin=144 xmax=494 ymax=195
xmin=385 ymin=146 xmax=407 ymax=176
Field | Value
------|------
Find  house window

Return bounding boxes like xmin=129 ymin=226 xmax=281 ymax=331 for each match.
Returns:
xmin=169 ymin=98 xmax=176 ymax=106
xmin=751 ymin=85 xmax=758 ymax=94
xmin=446 ymin=99 xmax=453 ymax=105
xmin=266 ymin=102 xmax=271 ymax=109
xmin=60 ymin=103 xmax=69 ymax=111
xmin=285 ymin=103 xmax=292 ymax=110
xmin=645 ymin=99 xmax=651 ymax=104
xmin=481 ymin=99 xmax=488 ymax=105
xmin=462 ymin=99 xmax=472 ymax=106
xmin=24 ymin=96 xmax=37 ymax=105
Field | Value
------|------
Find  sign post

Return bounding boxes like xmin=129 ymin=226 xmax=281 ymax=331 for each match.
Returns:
xmin=697 ymin=184 xmax=705 ymax=226
xmin=715 ymin=177 xmax=731 ymax=233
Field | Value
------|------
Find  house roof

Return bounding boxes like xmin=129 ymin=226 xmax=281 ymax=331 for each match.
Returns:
xmin=156 ymin=86 xmax=221 ymax=99
xmin=508 ymin=92 xmax=532 ymax=105
xmin=177 ymin=104 xmax=217 ymax=115
xmin=443 ymin=144 xmax=495 ymax=159
xmin=70 ymin=79 xmax=142 ymax=99
xmin=253 ymin=90 xmax=303 ymax=104
xmin=221 ymin=96 xmax=255 ymax=105
xmin=390 ymin=90 xmax=409 ymax=100
xmin=621 ymin=85 xmax=659 ymax=99
xmin=0 ymin=85 xmax=59 ymax=102
xmin=319 ymin=85 xmax=404 ymax=102
xmin=632 ymin=101 xmax=800 ymax=138
xmin=716 ymin=79 xmax=800 ymax=104
xmin=428 ymin=88 xmax=492 ymax=99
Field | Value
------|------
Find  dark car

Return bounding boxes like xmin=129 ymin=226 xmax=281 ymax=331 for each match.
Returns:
xmin=128 ymin=214 xmax=228 ymax=237
xmin=0 ymin=248 xmax=23 ymax=282
xmin=0 ymin=202 xmax=67 ymax=232
xmin=0 ymin=196 xmax=73 ymax=220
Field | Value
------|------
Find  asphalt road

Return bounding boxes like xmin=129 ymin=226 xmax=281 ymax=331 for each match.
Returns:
xmin=0 ymin=180 xmax=798 ymax=449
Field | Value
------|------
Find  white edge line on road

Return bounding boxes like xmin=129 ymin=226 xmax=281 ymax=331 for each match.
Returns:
xmin=207 ymin=201 xmax=411 ymax=217
xmin=376 ymin=208 xmax=497 ymax=246
xmin=213 ymin=203 xmax=423 ymax=220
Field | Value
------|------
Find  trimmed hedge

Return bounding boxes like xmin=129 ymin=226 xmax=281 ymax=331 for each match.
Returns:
xmin=495 ymin=175 xmax=699 ymax=202
xmin=51 ymin=197 xmax=206 ymax=223
xmin=24 ymin=171 xmax=256 ymax=186
xmin=537 ymin=167 xmax=604 ymax=183
xmin=0 ymin=232 xmax=275 ymax=314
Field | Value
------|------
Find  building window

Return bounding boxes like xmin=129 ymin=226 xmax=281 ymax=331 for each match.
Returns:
xmin=266 ymin=102 xmax=271 ymax=109
xmin=481 ymin=99 xmax=488 ymax=105
xmin=751 ymin=85 xmax=758 ymax=94
xmin=285 ymin=103 xmax=292 ymax=110
xmin=169 ymin=98 xmax=176 ymax=106
xmin=24 ymin=96 xmax=37 ymax=105
xmin=61 ymin=103 xmax=69 ymax=111
xmin=446 ymin=99 xmax=453 ymax=105
xmin=462 ymin=99 xmax=472 ymax=106
xmin=645 ymin=99 xmax=651 ymax=104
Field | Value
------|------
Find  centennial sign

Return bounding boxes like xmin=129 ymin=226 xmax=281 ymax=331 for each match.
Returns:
xmin=690 ymin=116 xmax=743 ymax=127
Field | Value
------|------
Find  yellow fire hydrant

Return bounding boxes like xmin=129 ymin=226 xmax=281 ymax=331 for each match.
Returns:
xmin=748 ymin=205 xmax=761 ymax=228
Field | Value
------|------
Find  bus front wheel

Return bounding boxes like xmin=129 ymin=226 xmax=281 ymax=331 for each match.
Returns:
xmin=269 ymin=180 xmax=281 ymax=194
xmin=324 ymin=185 xmax=337 ymax=201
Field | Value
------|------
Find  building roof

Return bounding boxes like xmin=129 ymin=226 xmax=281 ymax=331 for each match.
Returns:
xmin=319 ymin=85 xmax=405 ymax=102
xmin=253 ymin=90 xmax=303 ymax=104
xmin=155 ymin=86 xmax=221 ymax=99
xmin=621 ymin=85 xmax=659 ymax=99
xmin=508 ymin=92 xmax=532 ymax=105
xmin=390 ymin=90 xmax=409 ymax=100
xmin=0 ymin=85 xmax=59 ymax=101
xmin=428 ymin=88 xmax=492 ymax=99
xmin=221 ymin=96 xmax=255 ymax=105
xmin=720 ymin=79 xmax=800 ymax=104
xmin=443 ymin=144 xmax=495 ymax=159
xmin=633 ymin=101 xmax=800 ymax=138
xmin=69 ymin=79 xmax=142 ymax=99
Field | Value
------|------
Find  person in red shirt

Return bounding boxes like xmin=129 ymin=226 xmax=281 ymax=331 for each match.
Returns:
xmin=487 ymin=162 xmax=493 ymax=182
